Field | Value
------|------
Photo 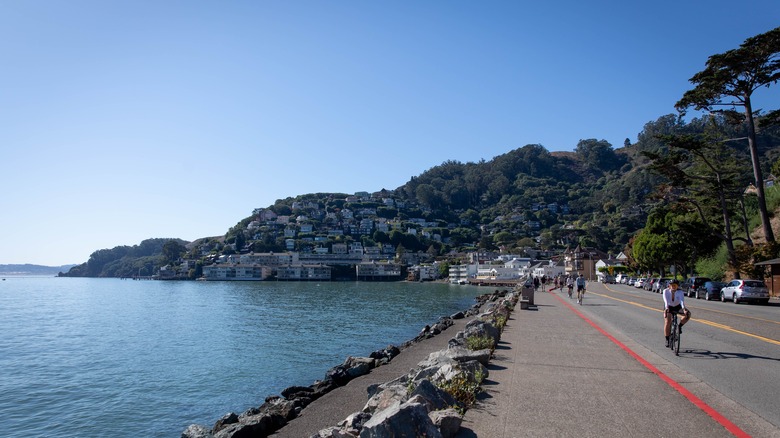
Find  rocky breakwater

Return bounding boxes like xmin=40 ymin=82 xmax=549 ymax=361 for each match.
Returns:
xmin=182 ymin=290 xmax=517 ymax=438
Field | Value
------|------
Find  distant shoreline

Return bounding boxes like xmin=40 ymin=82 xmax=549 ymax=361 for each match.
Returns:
xmin=0 ymin=264 xmax=77 ymax=276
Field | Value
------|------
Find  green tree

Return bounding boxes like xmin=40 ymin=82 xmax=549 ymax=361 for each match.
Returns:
xmin=162 ymin=240 xmax=187 ymax=264
xmin=575 ymin=139 xmax=621 ymax=172
xmin=389 ymin=230 xmax=404 ymax=246
xmin=401 ymin=233 xmax=423 ymax=252
xmin=459 ymin=209 xmax=481 ymax=225
xmin=373 ymin=230 xmax=390 ymax=244
xmin=676 ymin=26 xmax=780 ymax=243
xmin=450 ymin=227 xmax=479 ymax=246
xmin=438 ymin=261 xmax=450 ymax=278
xmin=395 ymin=243 xmax=406 ymax=261
xmin=416 ymin=184 xmax=444 ymax=209
xmin=649 ymin=127 xmax=752 ymax=276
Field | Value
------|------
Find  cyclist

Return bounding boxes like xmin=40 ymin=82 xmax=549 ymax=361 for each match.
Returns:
xmin=566 ymin=275 xmax=574 ymax=298
xmin=576 ymin=274 xmax=586 ymax=304
xmin=663 ymin=279 xmax=691 ymax=347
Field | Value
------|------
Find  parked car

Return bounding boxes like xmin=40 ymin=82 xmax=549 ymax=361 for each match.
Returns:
xmin=680 ymin=276 xmax=712 ymax=299
xmin=634 ymin=277 xmax=646 ymax=288
xmin=643 ymin=278 xmax=656 ymax=291
xmin=720 ymin=279 xmax=770 ymax=304
xmin=653 ymin=278 xmax=670 ymax=293
xmin=701 ymin=281 xmax=726 ymax=301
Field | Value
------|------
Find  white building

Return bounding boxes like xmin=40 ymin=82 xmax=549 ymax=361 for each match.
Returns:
xmin=201 ymin=264 xmax=273 ymax=280
xmin=448 ymin=264 xmax=477 ymax=284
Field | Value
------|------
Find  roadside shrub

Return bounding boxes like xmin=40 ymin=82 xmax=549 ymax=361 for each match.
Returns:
xmin=437 ymin=371 xmax=484 ymax=411
xmin=695 ymin=245 xmax=728 ymax=280
xmin=465 ymin=335 xmax=495 ymax=351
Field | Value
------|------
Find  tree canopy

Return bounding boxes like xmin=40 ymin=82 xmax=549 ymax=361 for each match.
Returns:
xmin=676 ymin=26 xmax=780 ymax=243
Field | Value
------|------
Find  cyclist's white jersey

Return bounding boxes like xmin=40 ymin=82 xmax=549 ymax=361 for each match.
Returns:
xmin=662 ymin=288 xmax=685 ymax=309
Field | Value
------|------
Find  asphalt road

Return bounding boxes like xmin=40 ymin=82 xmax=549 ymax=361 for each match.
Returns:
xmin=574 ymin=280 xmax=780 ymax=433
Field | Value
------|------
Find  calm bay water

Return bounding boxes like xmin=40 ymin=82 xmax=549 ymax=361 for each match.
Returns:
xmin=0 ymin=277 xmax=482 ymax=437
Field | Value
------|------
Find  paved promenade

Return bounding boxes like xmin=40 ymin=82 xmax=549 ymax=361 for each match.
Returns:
xmin=456 ymin=286 xmax=750 ymax=438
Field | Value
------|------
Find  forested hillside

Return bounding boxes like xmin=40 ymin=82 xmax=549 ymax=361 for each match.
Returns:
xmin=62 ymin=238 xmax=189 ymax=278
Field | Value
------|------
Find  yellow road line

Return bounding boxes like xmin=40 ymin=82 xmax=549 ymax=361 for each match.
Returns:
xmin=588 ymin=289 xmax=780 ymax=346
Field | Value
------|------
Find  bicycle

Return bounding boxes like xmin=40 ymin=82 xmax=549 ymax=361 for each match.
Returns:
xmin=668 ymin=310 xmax=681 ymax=356
xmin=577 ymin=286 xmax=585 ymax=305
xmin=567 ymin=284 xmax=573 ymax=299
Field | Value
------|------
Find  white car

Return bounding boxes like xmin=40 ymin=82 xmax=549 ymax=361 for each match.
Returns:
xmin=720 ymin=279 xmax=770 ymax=304
xmin=635 ymin=278 xmax=646 ymax=288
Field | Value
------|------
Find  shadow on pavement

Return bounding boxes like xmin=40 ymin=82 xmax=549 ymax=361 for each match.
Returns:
xmin=684 ymin=349 xmax=780 ymax=362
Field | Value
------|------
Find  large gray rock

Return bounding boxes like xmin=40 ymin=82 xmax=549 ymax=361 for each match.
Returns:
xmin=213 ymin=412 xmax=239 ymax=433
xmin=457 ymin=359 xmax=489 ymax=383
xmin=339 ymin=411 xmax=372 ymax=435
xmin=359 ymin=400 xmax=442 ymax=438
xmin=280 ymin=385 xmax=313 ymax=399
xmin=419 ymin=346 xmax=492 ymax=368
xmin=463 ymin=319 xmax=500 ymax=344
xmin=311 ymin=426 xmax=356 ymax=437
xmin=363 ymin=383 xmax=408 ymax=413
xmin=326 ymin=356 xmax=376 ymax=386
xmin=429 ymin=408 xmax=463 ymax=438
xmin=212 ymin=398 xmax=297 ymax=438
xmin=182 ymin=424 xmax=214 ymax=438
xmin=409 ymin=379 xmax=460 ymax=412
xmin=369 ymin=345 xmax=400 ymax=364
xmin=414 ymin=360 xmax=487 ymax=387
xmin=344 ymin=356 xmax=376 ymax=378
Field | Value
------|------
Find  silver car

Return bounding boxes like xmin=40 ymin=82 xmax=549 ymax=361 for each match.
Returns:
xmin=720 ymin=279 xmax=770 ymax=304
xmin=653 ymin=278 xmax=670 ymax=293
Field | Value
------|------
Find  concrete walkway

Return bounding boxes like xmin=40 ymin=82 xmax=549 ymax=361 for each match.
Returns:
xmin=455 ymin=287 xmax=744 ymax=438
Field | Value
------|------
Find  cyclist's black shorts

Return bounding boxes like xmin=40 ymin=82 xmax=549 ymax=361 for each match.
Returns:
xmin=577 ymin=285 xmax=585 ymax=292
xmin=667 ymin=305 xmax=690 ymax=316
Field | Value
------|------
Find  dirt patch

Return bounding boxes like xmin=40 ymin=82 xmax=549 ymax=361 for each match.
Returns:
xmin=749 ymin=207 xmax=780 ymax=245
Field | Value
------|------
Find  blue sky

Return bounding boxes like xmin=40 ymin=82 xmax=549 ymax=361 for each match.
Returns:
xmin=2 ymin=1 xmax=779 ymax=266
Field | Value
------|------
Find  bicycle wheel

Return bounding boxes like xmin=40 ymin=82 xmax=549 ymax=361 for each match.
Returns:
xmin=675 ymin=330 xmax=681 ymax=356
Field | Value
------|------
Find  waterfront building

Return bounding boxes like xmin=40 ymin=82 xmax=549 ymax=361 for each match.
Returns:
xmin=356 ymin=262 xmax=402 ymax=281
xmin=276 ymin=264 xmax=332 ymax=281
xmin=448 ymin=264 xmax=476 ymax=284
xmin=201 ymin=264 xmax=273 ymax=280
xmin=408 ymin=264 xmax=439 ymax=281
